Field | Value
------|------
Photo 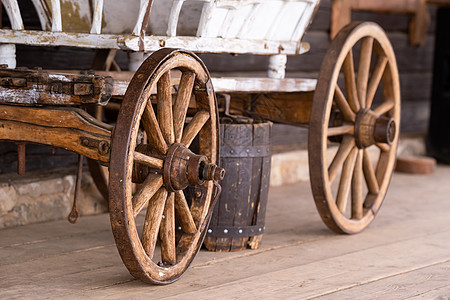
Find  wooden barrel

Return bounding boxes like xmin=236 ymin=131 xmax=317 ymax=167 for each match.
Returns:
xmin=204 ymin=122 xmax=272 ymax=252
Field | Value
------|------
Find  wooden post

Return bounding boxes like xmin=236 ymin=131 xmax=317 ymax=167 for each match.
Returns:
xmin=16 ymin=142 xmax=25 ymax=175
xmin=267 ymin=54 xmax=287 ymax=79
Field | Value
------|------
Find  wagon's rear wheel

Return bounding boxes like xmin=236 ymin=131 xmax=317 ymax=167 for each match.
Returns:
xmin=309 ymin=22 xmax=400 ymax=234
xmin=109 ymin=49 xmax=222 ymax=284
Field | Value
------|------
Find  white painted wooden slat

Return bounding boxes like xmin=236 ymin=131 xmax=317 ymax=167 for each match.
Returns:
xmin=291 ymin=0 xmax=317 ymax=42
xmin=90 ymin=0 xmax=104 ymax=34
xmin=132 ymin=0 xmax=153 ymax=36
xmin=50 ymin=0 xmax=62 ymax=32
xmin=196 ymin=2 xmax=215 ymax=37
xmin=267 ymin=1 xmax=307 ymax=41
xmin=167 ymin=0 xmax=186 ymax=36
xmin=1 ymin=0 xmax=24 ymax=30
xmin=236 ymin=2 xmax=260 ymax=40
xmin=217 ymin=4 xmax=253 ymax=39
xmin=241 ymin=2 xmax=285 ymax=40
xmin=30 ymin=0 xmax=51 ymax=31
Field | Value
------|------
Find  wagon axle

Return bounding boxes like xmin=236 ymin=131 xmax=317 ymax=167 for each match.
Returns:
xmin=354 ymin=108 xmax=396 ymax=149
xmin=163 ymin=143 xmax=225 ymax=192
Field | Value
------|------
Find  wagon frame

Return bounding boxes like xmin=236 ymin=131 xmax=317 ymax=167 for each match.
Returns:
xmin=0 ymin=0 xmax=400 ymax=284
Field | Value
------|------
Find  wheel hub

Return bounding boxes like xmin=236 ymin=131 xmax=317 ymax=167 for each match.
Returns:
xmin=354 ymin=109 xmax=396 ymax=149
xmin=163 ymin=143 xmax=225 ymax=192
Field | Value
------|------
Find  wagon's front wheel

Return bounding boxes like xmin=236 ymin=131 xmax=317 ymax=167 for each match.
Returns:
xmin=109 ymin=49 xmax=222 ymax=284
xmin=309 ymin=22 xmax=400 ymax=234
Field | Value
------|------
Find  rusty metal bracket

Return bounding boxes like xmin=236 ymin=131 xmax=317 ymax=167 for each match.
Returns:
xmin=80 ymin=136 xmax=110 ymax=155
xmin=68 ymin=154 xmax=83 ymax=224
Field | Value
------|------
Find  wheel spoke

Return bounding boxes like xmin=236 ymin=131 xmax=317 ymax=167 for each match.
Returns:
xmin=175 ymin=190 xmax=197 ymax=234
xmin=377 ymin=142 xmax=391 ymax=153
xmin=181 ymin=110 xmax=210 ymax=147
xmin=336 ymin=147 xmax=358 ymax=213
xmin=141 ymin=187 xmax=168 ymax=258
xmin=174 ymin=72 xmax=196 ymax=143
xmin=363 ymin=149 xmax=380 ymax=195
xmin=366 ymin=55 xmax=388 ymax=108
xmin=142 ymin=102 xmax=168 ymax=154
xmin=343 ymin=50 xmax=360 ymax=112
xmin=132 ymin=173 xmax=164 ymax=217
xmin=328 ymin=135 xmax=355 ymax=182
xmin=357 ymin=37 xmax=374 ymax=109
xmin=375 ymin=151 xmax=390 ymax=185
xmin=335 ymin=85 xmax=356 ymax=122
xmin=160 ymin=192 xmax=176 ymax=265
xmin=373 ymin=99 xmax=394 ymax=116
xmin=157 ymin=72 xmax=175 ymax=145
xmin=351 ymin=150 xmax=364 ymax=219
xmin=327 ymin=124 xmax=354 ymax=137
xmin=133 ymin=151 xmax=164 ymax=169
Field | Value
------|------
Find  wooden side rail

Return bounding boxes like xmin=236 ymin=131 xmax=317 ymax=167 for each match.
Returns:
xmin=0 ymin=0 xmax=318 ymax=55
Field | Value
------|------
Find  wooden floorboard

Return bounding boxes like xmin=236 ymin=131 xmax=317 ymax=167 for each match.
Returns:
xmin=1 ymin=165 xmax=450 ymax=299
xmin=316 ymin=261 xmax=450 ymax=299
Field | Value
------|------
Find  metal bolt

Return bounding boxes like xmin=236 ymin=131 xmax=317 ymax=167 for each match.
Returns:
xmin=238 ymin=229 xmax=243 ymax=234
xmin=224 ymin=229 xmax=228 ymax=234
xmin=207 ymin=229 xmax=212 ymax=234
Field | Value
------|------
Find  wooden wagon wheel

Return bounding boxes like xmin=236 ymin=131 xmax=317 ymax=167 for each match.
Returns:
xmin=109 ymin=49 xmax=223 ymax=284
xmin=308 ymin=22 xmax=400 ymax=234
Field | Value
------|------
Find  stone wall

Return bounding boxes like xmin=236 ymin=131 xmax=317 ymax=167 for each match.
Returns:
xmin=0 ymin=168 xmax=106 ymax=229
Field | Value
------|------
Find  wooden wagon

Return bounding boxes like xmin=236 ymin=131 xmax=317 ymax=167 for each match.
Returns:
xmin=0 ymin=0 xmax=400 ymax=284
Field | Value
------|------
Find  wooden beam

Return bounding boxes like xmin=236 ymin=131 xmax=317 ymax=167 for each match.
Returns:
xmin=0 ymin=28 xmax=310 ymax=55
xmin=0 ymin=106 xmax=111 ymax=163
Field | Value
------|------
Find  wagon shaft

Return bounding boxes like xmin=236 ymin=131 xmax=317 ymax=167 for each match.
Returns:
xmin=0 ymin=67 xmax=113 ymax=105
xmin=0 ymin=105 xmax=112 ymax=163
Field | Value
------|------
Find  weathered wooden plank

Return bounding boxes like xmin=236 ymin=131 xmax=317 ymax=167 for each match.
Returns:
xmin=0 ymin=106 xmax=111 ymax=163
xmin=0 ymin=28 xmax=310 ymax=55
xmin=228 ymin=92 xmax=314 ymax=125
xmin=0 ymin=68 xmax=113 ymax=105
xmin=230 ymin=124 xmax=254 ymax=251
xmin=316 ymin=261 xmax=450 ymax=299
xmin=167 ymin=231 xmax=450 ymax=299
xmin=248 ymin=123 xmax=271 ymax=249
xmin=124 ymin=35 xmax=311 ymax=55
xmin=0 ymin=105 xmax=111 ymax=137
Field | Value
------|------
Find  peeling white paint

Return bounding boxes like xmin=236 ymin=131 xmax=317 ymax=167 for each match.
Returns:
xmin=48 ymin=74 xmax=71 ymax=82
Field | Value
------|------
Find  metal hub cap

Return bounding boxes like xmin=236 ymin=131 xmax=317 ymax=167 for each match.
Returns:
xmin=354 ymin=109 xmax=396 ymax=149
xmin=163 ymin=143 xmax=225 ymax=192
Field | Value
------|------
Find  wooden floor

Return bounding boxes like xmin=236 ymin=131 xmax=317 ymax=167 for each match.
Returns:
xmin=1 ymin=165 xmax=450 ymax=299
